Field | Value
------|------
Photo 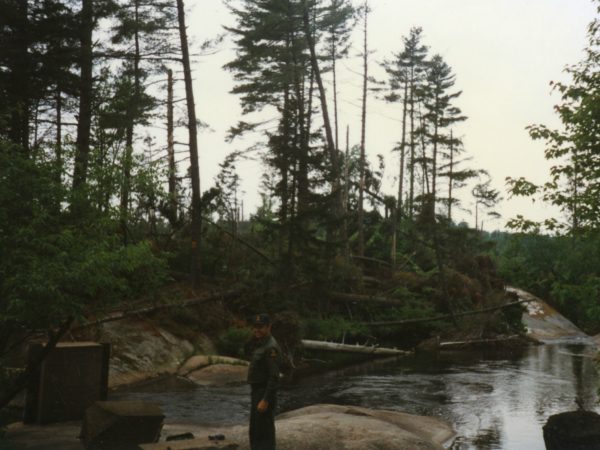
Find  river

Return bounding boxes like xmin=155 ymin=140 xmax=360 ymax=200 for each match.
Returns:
xmin=112 ymin=341 xmax=599 ymax=450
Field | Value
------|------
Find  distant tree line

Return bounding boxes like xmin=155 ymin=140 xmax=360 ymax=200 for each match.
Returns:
xmin=498 ymin=0 xmax=600 ymax=333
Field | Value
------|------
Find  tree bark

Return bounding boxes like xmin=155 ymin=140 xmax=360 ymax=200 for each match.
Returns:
xmin=120 ymin=0 xmax=142 ymax=244
xmin=73 ymin=0 xmax=94 ymax=192
xmin=408 ymin=69 xmax=415 ymax=219
xmin=166 ymin=69 xmax=178 ymax=225
xmin=448 ymin=130 xmax=454 ymax=221
xmin=328 ymin=291 xmax=404 ymax=306
xmin=8 ymin=0 xmax=30 ymax=153
xmin=301 ymin=339 xmax=409 ymax=356
xmin=176 ymin=0 xmax=202 ymax=285
xmin=301 ymin=0 xmax=343 ymax=252
xmin=55 ymin=88 xmax=62 ymax=183
xmin=361 ymin=299 xmax=530 ymax=326
xmin=358 ymin=2 xmax=368 ymax=257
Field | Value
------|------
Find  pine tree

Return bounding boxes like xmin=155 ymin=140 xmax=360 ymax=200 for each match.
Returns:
xmin=382 ymin=27 xmax=428 ymax=219
xmin=176 ymin=0 xmax=202 ymax=284
xmin=421 ymin=54 xmax=466 ymax=217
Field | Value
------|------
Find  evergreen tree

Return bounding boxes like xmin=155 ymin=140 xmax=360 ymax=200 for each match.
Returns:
xmin=421 ymin=54 xmax=466 ymax=216
xmin=382 ymin=27 xmax=428 ymax=219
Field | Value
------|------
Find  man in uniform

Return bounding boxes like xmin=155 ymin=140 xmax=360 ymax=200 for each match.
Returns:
xmin=246 ymin=313 xmax=281 ymax=450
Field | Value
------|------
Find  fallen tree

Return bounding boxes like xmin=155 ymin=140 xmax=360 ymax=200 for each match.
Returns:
xmin=301 ymin=339 xmax=410 ymax=356
xmin=360 ymin=299 xmax=532 ymax=327
xmin=438 ymin=335 xmax=522 ymax=348
xmin=328 ymin=291 xmax=404 ymax=307
xmin=72 ymin=288 xmax=245 ymax=331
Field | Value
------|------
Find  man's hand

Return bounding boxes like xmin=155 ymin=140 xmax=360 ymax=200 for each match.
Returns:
xmin=257 ymin=399 xmax=269 ymax=413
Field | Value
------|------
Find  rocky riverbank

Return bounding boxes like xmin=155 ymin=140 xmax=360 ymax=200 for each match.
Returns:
xmin=4 ymin=404 xmax=455 ymax=450
xmin=3 ymin=287 xmax=596 ymax=450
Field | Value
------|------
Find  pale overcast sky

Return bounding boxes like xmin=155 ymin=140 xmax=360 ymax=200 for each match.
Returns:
xmin=186 ymin=0 xmax=596 ymax=230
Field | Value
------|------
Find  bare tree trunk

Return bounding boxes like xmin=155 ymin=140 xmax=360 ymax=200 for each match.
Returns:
xmin=358 ymin=1 xmax=368 ymax=257
xmin=73 ymin=0 xmax=94 ymax=193
xmin=331 ymin=27 xmax=339 ymax=152
xmin=296 ymin=67 xmax=310 ymax=217
xmin=9 ymin=0 xmax=29 ymax=153
xmin=397 ymin=80 xmax=408 ymax=212
xmin=431 ymin=93 xmax=439 ymax=217
xmin=302 ymin=0 xmax=343 ymax=258
xmin=390 ymin=205 xmax=397 ymax=270
xmin=408 ymin=71 xmax=415 ymax=219
xmin=279 ymin=82 xmax=291 ymax=261
xmin=341 ymin=125 xmax=350 ymax=255
xmin=417 ymin=101 xmax=430 ymax=197
xmin=302 ymin=2 xmax=336 ymax=167
xmin=344 ymin=125 xmax=350 ymax=211
xmin=392 ymin=79 xmax=408 ymax=268
xmin=166 ymin=69 xmax=178 ymax=226
xmin=176 ymin=0 xmax=202 ymax=286
xmin=55 ymin=89 xmax=62 ymax=181
xmin=301 ymin=339 xmax=408 ymax=355
xmin=448 ymin=130 xmax=454 ymax=221
xmin=120 ymin=0 xmax=141 ymax=244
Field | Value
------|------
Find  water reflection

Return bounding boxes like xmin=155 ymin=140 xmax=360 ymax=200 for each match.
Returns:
xmin=112 ymin=343 xmax=599 ymax=450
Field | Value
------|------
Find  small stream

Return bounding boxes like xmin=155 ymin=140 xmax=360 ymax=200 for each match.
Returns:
xmin=112 ymin=342 xmax=599 ymax=450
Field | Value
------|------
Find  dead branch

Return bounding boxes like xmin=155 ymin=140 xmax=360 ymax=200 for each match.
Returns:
xmin=329 ymin=291 xmax=404 ymax=306
xmin=72 ymin=289 xmax=244 ymax=331
xmin=361 ymin=299 xmax=531 ymax=327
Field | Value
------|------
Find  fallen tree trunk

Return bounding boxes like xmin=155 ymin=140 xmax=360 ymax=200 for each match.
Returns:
xmin=438 ymin=335 xmax=521 ymax=348
xmin=350 ymin=254 xmax=391 ymax=267
xmin=72 ymin=288 xmax=244 ymax=331
xmin=361 ymin=299 xmax=532 ymax=327
xmin=203 ymin=218 xmax=275 ymax=266
xmin=301 ymin=339 xmax=410 ymax=356
xmin=329 ymin=291 xmax=404 ymax=306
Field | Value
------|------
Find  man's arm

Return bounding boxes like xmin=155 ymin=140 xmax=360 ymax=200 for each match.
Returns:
xmin=257 ymin=347 xmax=280 ymax=411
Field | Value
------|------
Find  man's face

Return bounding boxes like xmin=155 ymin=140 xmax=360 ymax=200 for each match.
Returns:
xmin=253 ymin=323 xmax=271 ymax=339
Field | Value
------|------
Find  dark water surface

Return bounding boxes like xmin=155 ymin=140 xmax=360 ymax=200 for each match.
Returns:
xmin=112 ymin=343 xmax=599 ymax=450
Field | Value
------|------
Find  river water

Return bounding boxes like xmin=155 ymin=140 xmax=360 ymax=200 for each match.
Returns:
xmin=112 ymin=342 xmax=599 ymax=450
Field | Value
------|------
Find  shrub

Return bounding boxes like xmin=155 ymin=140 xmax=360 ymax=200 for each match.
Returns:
xmin=216 ymin=327 xmax=252 ymax=358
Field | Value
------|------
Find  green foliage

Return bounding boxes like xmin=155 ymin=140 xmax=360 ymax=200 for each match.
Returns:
xmin=216 ymin=327 xmax=252 ymax=358
xmin=302 ymin=316 xmax=366 ymax=341
xmin=552 ymin=277 xmax=600 ymax=331
xmin=493 ymin=231 xmax=600 ymax=333
xmin=506 ymin=3 xmax=600 ymax=233
xmin=0 ymin=142 xmax=169 ymax=335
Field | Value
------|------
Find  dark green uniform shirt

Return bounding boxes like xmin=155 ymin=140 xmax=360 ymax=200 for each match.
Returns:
xmin=246 ymin=335 xmax=281 ymax=402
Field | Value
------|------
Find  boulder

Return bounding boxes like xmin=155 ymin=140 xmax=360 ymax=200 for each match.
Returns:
xmin=159 ymin=404 xmax=454 ymax=450
xmin=81 ymin=401 xmax=164 ymax=450
xmin=187 ymin=364 xmax=248 ymax=386
xmin=177 ymin=355 xmax=248 ymax=376
xmin=270 ymin=404 xmax=454 ymax=450
xmin=92 ymin=319 xmax=194 ymax=388
xmin=506 ymin=287 xmax=594 ymax=343
xmin=543 ymin=410 xmax=600 ymax=450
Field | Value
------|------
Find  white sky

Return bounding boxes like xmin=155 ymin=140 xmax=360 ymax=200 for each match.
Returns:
xmin=186 ymin=0 xmax=596 ymax=230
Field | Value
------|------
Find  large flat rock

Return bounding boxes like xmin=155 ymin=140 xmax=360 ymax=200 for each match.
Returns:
xmin=507 ymin=287 xmax=594 ymax=344
xmin=156 ymin=404 xmax=455 ymax=450
xmin=94 ymin=319 xmax=195 ymax=388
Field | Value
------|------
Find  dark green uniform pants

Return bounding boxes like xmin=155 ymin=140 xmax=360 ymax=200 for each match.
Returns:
xmin=249 ymin=385 xmax=276 ymax=450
